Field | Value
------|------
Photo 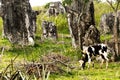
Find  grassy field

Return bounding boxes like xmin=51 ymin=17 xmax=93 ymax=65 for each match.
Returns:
xmin=50 ymin=62 xmax=120 ymax=80
xmin=0 ymin=1 xmax=120 ymax=80
xmin=0 ymin=35 xmax=120 ymax=80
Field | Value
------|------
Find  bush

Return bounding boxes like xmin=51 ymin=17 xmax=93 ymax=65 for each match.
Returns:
xmin=94 ymin=2 xmax=113 ymax=27
xmin=36 ymin=12 xmax=69 ymax=35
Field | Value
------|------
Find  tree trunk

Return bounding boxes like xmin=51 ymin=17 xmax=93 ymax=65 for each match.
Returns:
xmin=114 ymin=12 xmax=119 ymax=56
xmin=1 ymin=0 xmax=38 ymax=46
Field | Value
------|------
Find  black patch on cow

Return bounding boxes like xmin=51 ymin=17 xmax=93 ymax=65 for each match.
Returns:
xmin=82 ymin=54 xmax=88 ymax=63
xmin=101 ymin=54 xmax=106 ymax=60
xmin=82 ymin=61 xmax=86 ymax=69
xmin=102 ymin=46 xmax=107 ymax=53
xmin=88 ymin=47 xmax=93 ymax=57
xmin=81 ymin=54 xmax=88 ymax=69
xmin=88 ymin=47 xmax=93 ymax=54
xmin=92 ymin=45 xmax=101 ymax=56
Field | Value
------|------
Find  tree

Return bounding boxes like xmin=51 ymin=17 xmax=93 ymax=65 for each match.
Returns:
xmin=107 ymin=0 xmax=120 ymax=57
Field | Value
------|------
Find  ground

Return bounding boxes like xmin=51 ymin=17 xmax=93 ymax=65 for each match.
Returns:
xmin=0 ymin=35 xmax=120 ymax=80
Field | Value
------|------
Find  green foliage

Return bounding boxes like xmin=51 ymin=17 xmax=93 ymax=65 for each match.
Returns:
xmin=94 ymin=2 xmax=113 ymax=27
xmin=94 ymin=1 xmax=120 ymax=27
xmin=54 ymin=14 xmax=69 ymax=33
xmin=62 ymin=0 xmax=72 ymax=6
xmin=44 ymin=2 xmax=50 ymax=9
xmin=36 ymin=12 xmax=69 ymax=34
xmin=84 ymin=0 xmax=89 ymax=3
xmin=50 ymin=62 xmax=120 ymax=80
xmin=100 ymin=34 xmax=112 ymax=42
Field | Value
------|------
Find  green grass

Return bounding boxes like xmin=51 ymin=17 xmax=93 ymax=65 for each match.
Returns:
xmin=100 ymin=34 xmax=113 ymax=42
xmin=36 ymin=13 xmax=69 ymax=34
xmin=94 ymin=1 xmax=120 ymax=28
xmin=94 ymin=2 xmax=113 ymax=27
xmin=50 ymin=62 xmax=120 ymax=80
xmin=0 ymin=34 xmax=120 ymax=80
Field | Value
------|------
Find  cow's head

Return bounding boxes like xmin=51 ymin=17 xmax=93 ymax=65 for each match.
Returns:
xmin=101 ymin=44 xmax=108 ymax=53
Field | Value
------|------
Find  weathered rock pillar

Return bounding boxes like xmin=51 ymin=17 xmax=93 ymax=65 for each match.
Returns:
xmin=1 ymin=0 xmax=38 ymax=46
xmin=67 ymin=0 xmax=100 ymax=48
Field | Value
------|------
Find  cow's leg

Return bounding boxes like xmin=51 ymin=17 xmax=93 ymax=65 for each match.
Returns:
xmin=104 ymin=56 xmax=109 ymax=69
xmin=103 ymin=52 xmax=109 ymax=69
xmin=88 ymin=58 xmax=91 ymax=69
xmin=82 ymin=61 xmax=86 ymax=70
xmin=92 ymin=61 xmax=94 ymax=68
xmin=100 ymin=58 xmax=104 ymax=69
xmin=105 ymin=59 xmax=108 ymax=69
xmin=91 ymin=56 xmax=95 ymax=68
xmin=105 ymin=57 xmax=109 ymax=69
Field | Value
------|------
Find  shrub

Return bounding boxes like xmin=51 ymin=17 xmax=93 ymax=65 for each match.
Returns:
xmin=36 ymin=12 xmax=69 ymax=35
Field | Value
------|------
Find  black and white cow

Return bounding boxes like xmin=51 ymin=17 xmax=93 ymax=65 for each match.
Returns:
xmin=79 ymin=43 xmax=109 ymax=69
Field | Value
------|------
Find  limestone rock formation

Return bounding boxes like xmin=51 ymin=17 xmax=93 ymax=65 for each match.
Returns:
xmin=100 ymin=11 xmax=120 ymax=34
xmin=41 ymin=21 xmax=58 ymax=40
xmin=0 ymin=0 xmax=39 ymax=46
xmin=47 ymin=1 xmax=66 ymax=16
xmin=83 ymin=25 xmax=100 ymax=46
xmin=67 ymin=0 xmax=100 ymax=48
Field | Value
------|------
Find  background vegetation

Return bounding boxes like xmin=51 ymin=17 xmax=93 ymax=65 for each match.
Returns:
xmin=0 ymin=1 xmax=120 ymax=80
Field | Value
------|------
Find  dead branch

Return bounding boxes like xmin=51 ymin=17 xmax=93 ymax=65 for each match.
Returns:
xmin=107 ymin=0 xmax=120 ymax=12
xmin=54 ymin=59 xmax=75 ymax=69
xmin=107 ymin=0 xmax=116 ymax=11
xmin=116 ymin=1 xmax=120 ymax=11
xmin=0 ymin=55 xmax=19 ymax=80
xmin=10 ymin=70 xmax=24 ymax=80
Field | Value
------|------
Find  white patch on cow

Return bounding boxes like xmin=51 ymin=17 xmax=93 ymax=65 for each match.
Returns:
xmin=103 ymin=52 xmax=109 ymax=61
xmin=99 ymin=50 xmax=103 ymax=54
xmin=83 ymin=46 xmax=88 ymax=54
xmin=101 ymin=43 xmax=107 ymax=49
xmin=91 ymin=46 xmax=95 ymax=52
xmin=96 ymin=55 xmax=102 ymax=62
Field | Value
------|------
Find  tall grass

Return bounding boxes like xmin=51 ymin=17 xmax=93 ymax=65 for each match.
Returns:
xmin=0 ymin=18 xmax=3 ymax=36
xmin=94 ymin=1 xmax=120 ymax=28
xmin=94 ymin=2 xmax=113 ymax=27
xmin=36 ymin=12 xmax=69 ymax=35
